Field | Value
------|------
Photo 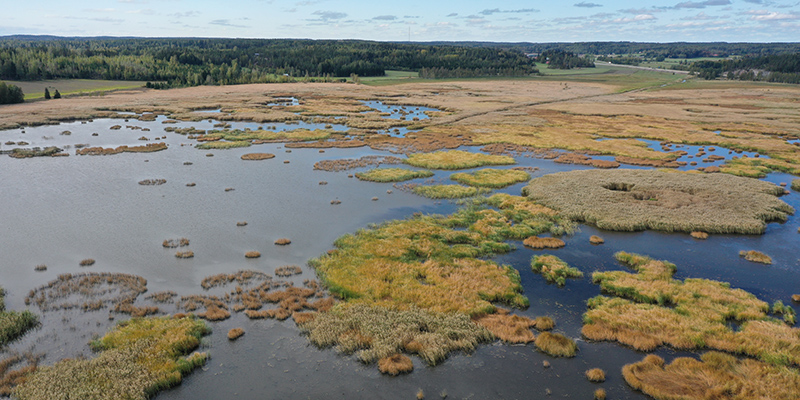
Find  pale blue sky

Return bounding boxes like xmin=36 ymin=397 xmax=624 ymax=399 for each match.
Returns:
xmin=3 ymin=0 xmax=800 ymax=42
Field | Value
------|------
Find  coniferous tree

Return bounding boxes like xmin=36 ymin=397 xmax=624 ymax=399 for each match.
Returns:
xmin=53 ymin=89 xmax=61 ymax=99
xmin=44 ymin=88 xmax=51 ymax=99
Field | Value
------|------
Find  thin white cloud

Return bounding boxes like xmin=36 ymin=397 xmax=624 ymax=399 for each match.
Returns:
xmin=312 ymin=10 xmax=347 ymax=21
xmin=575 ymin=2 xmax=603 ymax=8
xmin=612 ymin=14 xmax=656 ymax=23
xmin=209 ymin=19 xmax=247 ymax=28
xmin=372 ymin=15 xmax=398 ymax=21
xmin=746 ymin=10 xmax=800 ymax=20
xmin=673 ymin=0 xmax=731 ymax=9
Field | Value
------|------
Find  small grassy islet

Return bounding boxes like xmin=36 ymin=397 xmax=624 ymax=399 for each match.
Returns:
xmin=450 ymin=168 xmax=531 ymax=188
xmin=355 ymin=168 xmax=434 ymax=183
xmin=404 ymin=150 xmax=515 ymax=170
xmin=411 ymin=184 xmax=492 ymax=199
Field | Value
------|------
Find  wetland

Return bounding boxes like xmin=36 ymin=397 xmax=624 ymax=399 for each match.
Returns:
xmin=1 ymin=74 xmax=799 ymax=399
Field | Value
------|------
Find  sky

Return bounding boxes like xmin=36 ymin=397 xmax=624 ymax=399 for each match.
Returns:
xmin=3 ymin=0 xmax=800 ymax=42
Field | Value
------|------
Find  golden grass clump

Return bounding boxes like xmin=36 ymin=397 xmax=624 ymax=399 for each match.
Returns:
xmin=739 ymin=250 xmax=772 ymax=264
xmin=240 ymin=153 xmax=275 ymax=160
xmin=227 ymin=328 xmax=245 ymax=340
xmin=450 ymin=168 xmax=530 ymax=188
xmin=474 ymin=312 xmax=536 ymax=344
xmin=175 ymin=251 xmax=194 ymax=259
xmin=297 ymin=303 xmax=492 ymax=366
xmin=411 ymin=184 xmax=492 ymax=199
xmin=584 ymin=252 xmax=800 ymax=367
xmin=14 ymin=316 xmax=209 ymax=400
xmin=195 ymin=140 xmax=251 ymax=150
xmin=377 ymin=354 xmax=414 ymax=376
xmin=524 ymin=169 xmax=793 ymax=234
xmin=530 ymin=255 xmax=583 ymax=286
xmin=355 ymin=168 xmax=434 ymax=183
xmin=79 ymin=258 xmax=95 ymax=267
xmin=690 ymin=231 xmax=709 ymax=240
xmin=523 ymin=236 xmax=565 ymax=249
xmin=275 ymin=265 xmax=302 ymax=277
xmin=404 ymin=150 xmax=515 ymax=170
xmin=534 ymin=332 xmax=577 ymax=357
xmin=585 ymin=368 xmax=606 ymax=382
xmin=274 ymin=238 xmax=291 ymax=245
xmin=594 ymin=388 xmax=606 ymax=400
xmin=244 ymin=251 xmax=261 ymax=259
xmin=622 ymin=352 xmax=800 ymax=400
xmin=792 ymin=294 xmax=800 ymax=303
xmin=589 ymin=235 xmax=604 ymax=245
xmin=162 ymin=238 xmax=189 ymax=248
xmin=533 ymin=316 xmax=555 ymax=331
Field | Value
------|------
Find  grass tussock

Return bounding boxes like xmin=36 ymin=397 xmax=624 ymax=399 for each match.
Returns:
xmin=244 ymin=251 xmax=261 ymax=259
xmin=175 ymin=251 xmax=194 ymax=259
xmin=79 ymin=258 xmax=95 ymax=266
xmin=404 ymin=150 xmax=515 ymax=170
xmin=274 ymin=238 xmax=291 ymax=245
xmin=583 ymin=252 xmax=800 ymax=367
xmin=585 ymin=368 xmax=606 ymax=382
xmin=227 ymin=328 xmax=245 ymax=340
xmin=240 ymin=153 xmax=275 ymax=160
xmin=378 ymin=354 xmax=414 ymax=376
xmin=523 ymin=236 xmax=566 ymax=249
xmin=450 ymin=168 xmax=530 ymax=188
xmin=162 ymin=238 xmax=189 ymax=248
xmin=297 ymin=303 xmax=492 ymax=365
xmin=138 ymin=179 xmax=166 ymax=186
xmin=534 ymin=316 xmax=555 ymax=331
xmin=530 ymin=255 xmax=583 ymax=286
xmin=594 ymin=388 xmax=607 ymax=400
xmin=739 ymin=250 xmax=772 ymax=264
xmin=589 ymin=235 xmax=605 ymax=244
xmin=411 ymin=184 xmax=492 ymax=199
xmin=524 ymin=169 xmax=793 ymax=234
xmin=355 ymin=168 xmax=433 ymax=183
xmin=690 ymin=231 xmax=709 ymax=240
xmin=0 ymin=288 xmax=38 ymax=347
xmin=622 ymin=352 xmax=800 ymax=400
xmin=534 ymin=332 xmax=577 ymax=357
xmin=275 ymin=265 xmax=302 ymax=277
xmin=474 ymin=312 xmax=536 ymax=344
xmin=14 ymin=316 xmax=209 ymax=400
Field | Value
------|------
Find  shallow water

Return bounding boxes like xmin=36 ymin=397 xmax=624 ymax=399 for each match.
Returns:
xmin=1 ymin=114 xmax=798 ymax=399
xmin=595 ymin=137 xmax=765 ymax=170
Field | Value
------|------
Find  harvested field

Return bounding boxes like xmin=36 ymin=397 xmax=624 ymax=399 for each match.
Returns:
xmin=583 ymin=252 xmax=800 ymax=367
xmin=355 ymin=168 xmax=433 ymax=183
xmin=450 ymin=168 xmax=531 ymax=188
xmin=524 ymin=169 xmax=793 ymax=234
xmin=411 ymin=184 xmax=491 ymax=199
xmin=623 ymin=352 xmax=800 ymax=400
xmin=405 ymin=150 xmax=515 ymax=170
xmin=530 ymin=255 xmax=583 ymax=286
xmin=14 ymin=316 xmax=209 ymax=400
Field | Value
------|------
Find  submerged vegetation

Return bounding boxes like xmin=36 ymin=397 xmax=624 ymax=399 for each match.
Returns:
xmin=583 ymin=252 xmax=800 ymax=368
xmin=450 ymin=168 xmax=531 ymax=188
xmin=524 ymin=169 xmax=793 ymax=234
xmin=404 ymin=151 xmax=515 ymax=170
xmin=355 ymin=168 xmax=433 ymax=183
xmin=14 ymin=316 xmax=209 ymax=400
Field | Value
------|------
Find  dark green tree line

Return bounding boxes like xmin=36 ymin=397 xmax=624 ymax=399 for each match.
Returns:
xmin=0 ymin=81 xmax=24 ymax=104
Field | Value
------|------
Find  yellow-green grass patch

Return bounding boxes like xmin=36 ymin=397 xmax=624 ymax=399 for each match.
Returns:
xmin=195 ymin=141 xmax=251 ymax=150
xmin=583 ymin=252 xmax=800 ymax=367
xmin=524 ymin=169 xmax=793 ymax=234
xmin=0 ymin=288 xmax=37 ymax=347
xmin=355 ymin=168 xmax=434 ymax=183
xmin=15 ymin=316 xmax=209 ymax=400
xmin=531 ymin=255 xmax=583 ymax=286
xmin=404 ymin=150 xmax=515 ymax=170
xmin=450 ymin=168 xmax=530 ymax=188
xmin=412 ymin=185 xmax=492 ymax=199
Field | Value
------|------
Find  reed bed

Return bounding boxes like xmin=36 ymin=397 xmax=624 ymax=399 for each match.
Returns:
xmin=378 ymin=354 xmax=414 ymax=376
xmin=274 ymin=238 xmax=291 ymax=245
xmin=411 ymin=184 xmax=492 ymax=199
xmin=297 ymin=303 xmax=492 ymax=366
xmin=585 ymin=368 xmax=606 ymax=382
xmin=792 ymin=179 xmax=800 ymax=191
xmin=524 ymin=169 xmax=793 ymax=234
xmin=530 ymin=255 xmax=583 ymax=286
xmin=14 ymin=316 xmax=209 ymax=400
xmin=244 ymin=251 xmax=261 ymax=259
xmin=9 ymin=147 xmax=62 ymax=159
xmin=553 ymin=153 xmax=620 ymax=169
xmin=205 ymin=128 xmax=331 ymax=144
xmin=450 ymin=168 xmax=531 ymax=188
xmin=404 ymin=150 xmax=515 ymax=170
xmin=200 ymin=270 xmax=271 ymax=289
xmin=162 ymin=238 xmax=189 ymax=248
xmin=144 ymin=291 xmax=177 ymax=304
xmin=355 ymin=168 xmax=434 ymax=183
xmin=195 ymin=141 xmax=251 ymax=150
xmin=583 ymin=252 xmax=800 ymax=368
xmin=79 ymin=258 xmax=95 ymax=266
xmin=175 ymin=251 xmax=194 ymax=259
xmin=227 ymin=328 xmax=245 ymax=340
xmin=473 ymin=312 xmax=536 ymax=344
xmin=314 ymin=155 xmax=404 ymax=172
xmin=622 ymin=352 xmax=800 ymax=400
xmin=594 ymin=388 xmax=606 ymax=400
xmin=534 ymin=332 xmax=577 ymax=357
xmin=240 ymin=153 xmax=275 ymax=160
xmin=523 ymin=236 xmax=566 ymax=250
xmin=75 ymin=143 xmax=167 ymax=156
xmin=25 ymin=273 xmax=148 ymax=312
xmin=138 ymin=179 xmax=166 ymax=186
xmin=0 ymin=288 xmax=38 ymax=347
xmin=739 ymin=250 xmax=772 ymax=264
xmin=534 ymin=316 xmax=555 ymax=331
xmin=275 ymin=265 xmax=302 ymax=277
xmin=0 ymin=353 xmax=39 ymax=396
xmin=33 ymin=265 xmax=46 ymax=272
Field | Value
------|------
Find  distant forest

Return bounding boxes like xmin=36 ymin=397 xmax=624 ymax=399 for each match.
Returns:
xmin=0 ymin=37 xmax=537 ymax=87
xmin=689 ymin=53 xmax=800 ymax=83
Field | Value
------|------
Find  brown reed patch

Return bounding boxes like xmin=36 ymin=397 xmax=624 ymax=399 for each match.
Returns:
xmin=474 ymin=313 xmax=536 ymax=344
xmin=792 ymin=294 xmax=800 ymax=303
xmin=534 ymin=332 xmax=577 ymax=357
xmin=524 ymin=169 xmax=793 ymax=234
xmin=79 ymin=258 xmax=95 ymax=267
xmin=275 ymin=265 xmax=302 ymax=277
xmin=198 ymin=305 xmax=230 ymax=321
xmin=534 ymin=316 xmax=555 ymax=331
xmin=554 ymin=153 xmax=620 ymax=169
xmin=245 ymin=251 xmax=261 ymax=259
xmin=378 ymin=354 xmax=414 ymax=376
xmin=623 ymin=352 xmax=800 ymax=400
xmin=138 ymin=179 xmax=166 ymax=186
xmin=186 ymin=183 xmax=196 ymax=187
xmin=33 ymin=265 xmax=46 ymax=272
xmin=523 ymin=236 xmax=565 ymax=249
xmin=585 ymin=368 xmax=606 ymax=382
xmin=589 ymin=235 xmax=604 ymax=245
xmin=313 ymin=155 xmax=404 ymax=172
xmin=690 ymin=231 xmax=709 ymax=240
xmin=0 ymin=353 xmax=40 ymax=397
xmin=236 ymin=221 xmax=247 ymax=226
xmin=25 ymin=272 xmax=148 ymax=311
xmin=113 ymin=300 xmax=159 ymax=317
xmin=144 ymin=291 xmax=177 ymax=303
xmin=274 ymin=238 xmax=291 ymax=245
xmin=162 ymin=238 xmax=189 ymax=248
xmin=76 ymin=142 xmax=167 ymax=156
xmin=175 ymin=251 xmax=194 ymax=259
xmin=739 ymin=250 xmax=772 ymax=264
xmin=200 ymin=270 xmax=271 ymax=289
xmin=292 ymin=312 xmax=316 ymax=324
xmin=593 ymin=388 xmax=606 ymax=400
xmin=227 ymin=328 xmax=245 ymax=340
